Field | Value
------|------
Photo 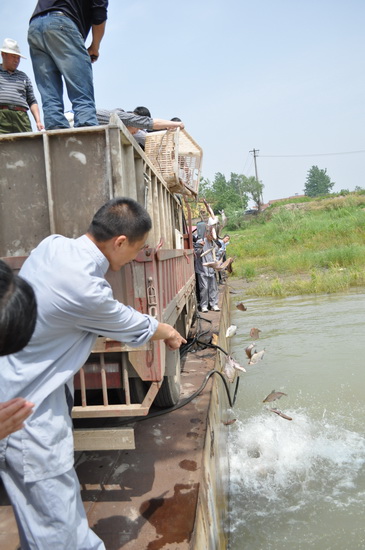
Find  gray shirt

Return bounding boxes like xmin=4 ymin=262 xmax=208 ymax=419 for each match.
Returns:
xmin=96 ymin=108 xmax=154 ymax=130
xmin=194 ymin=238 xmax=219 ymax=276
xmin=0 ymin=234 xmax=158 ymax=482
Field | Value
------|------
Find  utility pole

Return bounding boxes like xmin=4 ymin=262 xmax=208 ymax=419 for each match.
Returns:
xmin=249 ymin=148 xmax=260 ymax=182
xmin=249 ymin=148 xmax=264 ymax=209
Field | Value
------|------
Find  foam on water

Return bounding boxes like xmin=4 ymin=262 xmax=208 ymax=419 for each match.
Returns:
xmin=229 ymin=409 xmax=365 ymax=548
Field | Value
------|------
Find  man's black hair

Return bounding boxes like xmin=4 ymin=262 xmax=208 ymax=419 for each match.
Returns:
xmin=133 ymin=106 xmax=151 ymax=117
xmin=0 ymin=260 xmax=37 ymax=356
xmin=88 ymin=197 xmax=152 ymax=243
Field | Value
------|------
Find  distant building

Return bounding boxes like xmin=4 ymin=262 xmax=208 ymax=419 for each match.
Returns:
xmin=268 ymin=194 xmax=306 ymax=205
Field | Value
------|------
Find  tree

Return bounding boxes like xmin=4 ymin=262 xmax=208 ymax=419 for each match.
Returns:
xmin=199 ymin=172 xmax=249 ymax=213
xmin=240 ymin=176 xmax=264 ymax=211
xmin=304 ymin=166 xmax=335 ymax=197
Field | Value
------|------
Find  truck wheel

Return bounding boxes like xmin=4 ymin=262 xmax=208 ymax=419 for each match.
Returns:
xmin=129 ymin=377 xmax=149 ymax=404
xmin=154 ymin=348 xmax=181 ymax=408
xmin=128 ymin=349 xmax=181 ymax=408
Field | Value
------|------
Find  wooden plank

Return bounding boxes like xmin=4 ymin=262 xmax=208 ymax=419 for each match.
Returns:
xmin=73 ymin=428 xmax=135 ymax=451
xmin=72 ymin=403 xmax=149 ymax=418
xmin=91 ymin=336 xmax=150 ymax=354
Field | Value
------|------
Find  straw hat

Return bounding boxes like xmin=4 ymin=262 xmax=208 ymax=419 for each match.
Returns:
xmin=0 ymin=38 xmax=26 ymax=59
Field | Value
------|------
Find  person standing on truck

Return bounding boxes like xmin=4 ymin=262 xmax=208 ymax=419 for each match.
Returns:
xmin=0 ymin=38 xmax=44 ymax=134
xmin=28 ymin=0 xmax=108 ymax=130
xmin=0 ymin=260 xmax=36 ymax=440
xmin=0 ymin=197 xmax=186 ymax=550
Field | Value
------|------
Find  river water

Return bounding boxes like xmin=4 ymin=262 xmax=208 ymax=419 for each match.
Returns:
xmin=227 ymin=290 xmax=365 ymax=550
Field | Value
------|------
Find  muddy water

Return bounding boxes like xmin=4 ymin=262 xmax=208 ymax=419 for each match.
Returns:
xmin=227 ymin=290 xmax=365 ymax=550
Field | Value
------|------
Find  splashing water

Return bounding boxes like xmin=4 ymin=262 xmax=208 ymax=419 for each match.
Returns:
xmin=229 ymin=411 xmax=365 ymax=549
xmin=228 ymin=291 xmax=365 ymax=550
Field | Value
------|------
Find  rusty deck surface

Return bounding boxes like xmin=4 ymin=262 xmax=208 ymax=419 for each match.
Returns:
xmin=0 ymin=304 xmax=229 ymax=550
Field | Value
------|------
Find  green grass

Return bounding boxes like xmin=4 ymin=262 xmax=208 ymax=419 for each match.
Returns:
xmin=228 ymin=194 xmax=365 ymax=296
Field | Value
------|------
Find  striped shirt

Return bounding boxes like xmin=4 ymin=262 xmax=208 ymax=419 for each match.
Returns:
xmin=0 ymin=65 xmax=38 ymax=110
xmin=96 ymin=108 xmax=154 ymax=130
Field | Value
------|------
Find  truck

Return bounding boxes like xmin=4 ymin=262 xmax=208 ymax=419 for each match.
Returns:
xmin=0 ymin=115 xmax=203 ymax=451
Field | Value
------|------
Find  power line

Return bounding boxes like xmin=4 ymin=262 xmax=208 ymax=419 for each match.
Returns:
xmin=259 ymin=150 xmax=365 ymax=158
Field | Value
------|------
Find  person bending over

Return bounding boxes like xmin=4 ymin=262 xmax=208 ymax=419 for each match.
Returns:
xmin=0 ymin=197 xmax=186 ymax=549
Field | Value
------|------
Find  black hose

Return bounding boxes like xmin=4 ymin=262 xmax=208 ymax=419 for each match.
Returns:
xmin=116 ymin=368 xmax=240 ymax=426
xmin=107 ymin=319 xmax=241 ymax=426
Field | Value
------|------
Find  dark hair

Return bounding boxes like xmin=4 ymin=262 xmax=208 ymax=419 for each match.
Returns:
xmin=134 ymin=106 xmax=151 ymax=117
xmin=0 ymin=260 xmax=37 ymax=356
xmin=170 ymin=117 xmax=181 ymax=122
xmin=88 ymin=197 xmax=152 ymax=243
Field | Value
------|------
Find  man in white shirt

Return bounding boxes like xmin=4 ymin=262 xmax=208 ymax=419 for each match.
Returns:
xmin=0 ymin=197 xmax=186 ymax=549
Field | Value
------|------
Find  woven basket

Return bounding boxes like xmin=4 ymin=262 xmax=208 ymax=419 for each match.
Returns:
xmin=145 ymin=129 xmax=203 ymax=195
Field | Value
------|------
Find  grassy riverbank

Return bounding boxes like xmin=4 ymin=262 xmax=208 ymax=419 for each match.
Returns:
xmin=228 ymin=193 xmax=365 ymax=296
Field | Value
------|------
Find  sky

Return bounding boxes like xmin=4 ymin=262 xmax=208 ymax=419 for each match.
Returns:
xmin=2 ymin=1 xmax=365 ymax=203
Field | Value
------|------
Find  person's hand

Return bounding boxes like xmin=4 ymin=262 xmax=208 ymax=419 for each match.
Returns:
xmin=36 ymin=121 xmax=45 ymax=131
xmin=87 ymin=45 xmax=100 ymax=63
xmin=0 ymin=398 xmax=34 ymax=440
xmin=164 ymin=328 xmax=187 ymax=351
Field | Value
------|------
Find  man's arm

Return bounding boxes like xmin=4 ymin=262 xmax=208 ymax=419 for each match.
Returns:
xmin=29 ymin=103 xmax=44 ymax=131
xmin=88 ymin=21 xmax=106 ymax=62
xmin=151 ymin=322 xmax=187 ymax=350
xmin=152 ymin=119 xmax=185 ymax=130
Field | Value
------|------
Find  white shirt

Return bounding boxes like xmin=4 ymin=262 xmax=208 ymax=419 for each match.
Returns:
xmin=0 ymin=234 xmax=158 ymax=482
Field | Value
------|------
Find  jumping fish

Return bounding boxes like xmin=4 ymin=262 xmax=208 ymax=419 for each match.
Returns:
xmin=229 ymin=355 xmax=246 ymax=373
xmin=245 ymin=342 xmax=256 ymax=359
xmin=248 ymin=349 xmax=265 ymax=365
xmin=202 ymin=260 xmax=223 ymax=269
xmin=270 ymin=408 xmax=292 ymax=421
xmin=236 ymin=302 xmax=247 ymax=311
xmin=200 ymin=247 xmax=214 ymax=258
xmin=223 ymin=418 xmax=236 ymax=426
xmin=223 ymin=356 xmax=235 ymax=382
xmin=263 ymin=390 xmax=287 ymax=403
xmin=250 ymin=327 xmax=261 ymax=339
xmin=226 ymin=325 xmax=237 ymax=338
xmin=219 ymin=257 xmax=234 ymax=271
xmin=219 ymin=209 xmax=227 ymax=229
xmin=223 ymin=355 xmax=246 ymax=382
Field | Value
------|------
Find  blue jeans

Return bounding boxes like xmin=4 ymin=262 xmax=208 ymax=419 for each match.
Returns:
xmin=28 ymin=12 xmax=98 ymax=130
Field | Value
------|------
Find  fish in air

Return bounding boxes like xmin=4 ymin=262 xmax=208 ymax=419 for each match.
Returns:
xmin=222 ymin=418 xmax=236 ymax=426
xmin=269 ymin=408 xmax=292 ymax=421
xmin=202 ymin=198 xmax=219 ymax=239
xmin=250 ymin=327 xmax=261 ymax=339
xmin=226 ymin=325 xmax=237 ymax=338
xmin=219 ymin=257 xmax=234 ymax=271
xmin=202 ymin=260 xmax=223 ymax=269
xmin=223 ymin=355 xmax=246 ymax=382
xmin=219 ymin=209 xmax=227 ymax=229
xmin=245 ymin=343 xmax=256 ymax=359
xmin=248 ymin=349 xmax=265 ymax=365
xmin=200 ymin=247 xmax=215 ymax=258
xmin=236 ymin=302 xmax=247 ymax=311
xmin=263 ymin=390 xmax=287 ymax=403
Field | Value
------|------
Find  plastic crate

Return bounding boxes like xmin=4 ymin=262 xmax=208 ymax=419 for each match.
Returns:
xmin=145 ymin=128 xmax=203 ymax=195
